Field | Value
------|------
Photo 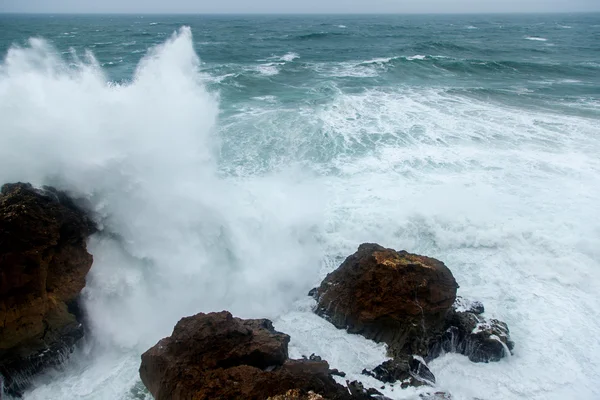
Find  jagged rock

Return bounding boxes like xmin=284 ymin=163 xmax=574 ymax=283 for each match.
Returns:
xmin=0 ymin=183 xmax=95 ymax=396
xmin=312 ymin=243 xmax=459 ymax=358
xmin=453 ymin=297 xmax=484 ymax=315
xmin=346 ymin=381 xmax=391 ymax=400
xmin=140 ymin=311 xmax=373 ymax=400
xmin=312 ymin=243 xmax=514 ymax=386
xmin=362 ymin=356 xmax=434 ymax=387
xmin=429 ymin=307 xmax=514 ymax=363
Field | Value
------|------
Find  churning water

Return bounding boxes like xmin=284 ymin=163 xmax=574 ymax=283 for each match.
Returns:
xmin=1 ymin=14 xmax=599 ymax=400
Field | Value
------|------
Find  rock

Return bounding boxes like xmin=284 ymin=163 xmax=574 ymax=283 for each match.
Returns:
xmin=453 ymin=297 xmax=484 ymax=315
xmin=429 ymin=307 xmax=514 ymax=363
xmin=268 ymin=389 xmax=326 ymax=400
xmin=346 ymin=381 xmax=391 ymax=400
xmin=312 ymin=243 xmax=514 ymax=386
xmin=0 ymin=183 xmax=95 ymax=395
xmin=312 ymin=243 xmax=459 ymax=358
xmin=362 ymin=356 xmax=434 ymax=387
xmin=140 ymin=311 xmax=372 ymax=400
xmin=330 ymin=369 xmax=346 ymax=378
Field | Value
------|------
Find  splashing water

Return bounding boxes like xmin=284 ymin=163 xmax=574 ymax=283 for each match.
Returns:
xmin=0 ymin=27 xmax=326 ymax=399
xmin=0 ymin=22 xmax=599 ymax=400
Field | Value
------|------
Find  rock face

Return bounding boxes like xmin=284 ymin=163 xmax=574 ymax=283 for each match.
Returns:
xmin=313 ymin=244 xmax=514 ymax=385
xmin=431 ymin=307 xmax=514 ymax=363
xmin=0 ymin=183 xmax=95 ymax=395
xmin=313 ymin=243 xmax=459 ymax=358
xmin=140 ymin=311 xmax=368 ymax=400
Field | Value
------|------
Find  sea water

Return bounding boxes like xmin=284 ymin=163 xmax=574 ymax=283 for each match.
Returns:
xmin=0 ymin=13 xmax=599 ymax=400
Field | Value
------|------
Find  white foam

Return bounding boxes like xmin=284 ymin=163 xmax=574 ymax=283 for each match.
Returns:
xmin=525 ymin=36 xmax=548 ymax=41
xmin=1 ymin=29 xmax=325 ymax=398
xmin=2 ymin=27 xmax=600 ymax=400
xmin=256 ymin=63 xmax=280 ymax=76
xmin=407 ymin=54 xmax=427 ymax=60
xmin=280 ymin=52 xmax=299 ymax=62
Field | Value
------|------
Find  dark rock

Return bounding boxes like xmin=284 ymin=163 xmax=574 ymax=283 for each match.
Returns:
xmin=347 ymin=381 xmax=391 ymax=400
xmin=429 ymin=308 xmax=514 ymax=363
xmin=312 ymin=243 xmax=514 ymax=387
xmin=330 ymin=369 xmax=346 ymax=378
xmin=312 ymin=243 xmax=458 ymax=358
xmin=0 ymin=183 xmax=95 ymax=395
xmin=362 ymin=356 xmax=434 ymax=386
xmin=140 ymin=311 xmax=368 ymax=400
xmin=453 ymin=297 xmax=484 ymax=315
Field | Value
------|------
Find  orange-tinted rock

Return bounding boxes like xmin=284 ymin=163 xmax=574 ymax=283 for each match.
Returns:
xmin=313 ymin=243 xmax=458 ymax=357
xmin=313 ymin=243 xmax=514 ymax=388
xmin=0 ymin=183 xmax=95 ymax=395
xmin=139 ymin=311 xmax=362 ymax=400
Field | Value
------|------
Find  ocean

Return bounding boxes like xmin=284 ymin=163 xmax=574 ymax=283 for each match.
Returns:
xmin=0 ymin=13 xmax=599 ymax=400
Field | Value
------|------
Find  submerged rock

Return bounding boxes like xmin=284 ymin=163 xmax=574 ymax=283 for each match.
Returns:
xmin=0 ymin=183 xmax=95 ymax=396
xmin=311 ymin=243 xmax=514 ymax=385
xmin=140 ymin=311 xmax=377 ymax=400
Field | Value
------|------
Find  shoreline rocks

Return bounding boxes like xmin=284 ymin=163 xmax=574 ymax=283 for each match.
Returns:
xmin=312 ymin=243 xmax=514 ymax=386
xmin=0 ymin=183 xmax=95 ymax=396
xmin=138 ymin=243 xmax=514 ymax=398
xmin=140 ymin=311 xmax=377 ymax=400
xmin=312 ymin=243 xmax=460 ymax=358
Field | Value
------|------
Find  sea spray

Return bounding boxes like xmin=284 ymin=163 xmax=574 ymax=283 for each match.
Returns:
xmin=0 ymin=27 xmax=325 ymax=398
xmin=0 ymin=14 xmax=599 ymax=400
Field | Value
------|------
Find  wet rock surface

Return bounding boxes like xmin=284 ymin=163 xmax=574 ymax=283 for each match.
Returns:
xmin=139 ymin=311 xmax=378 ymax=400
xmin=312 ymin=243 xmax=459 ymax=358
xmin=312 ymin=243 xmax=514 ymax=386
xmin=0 ymin=183 xmax=95 ymax=396
xmin=362 ymin=356 xmax=435 ymax=388
xmin=430 ymin=307 xmax=515 ymax=363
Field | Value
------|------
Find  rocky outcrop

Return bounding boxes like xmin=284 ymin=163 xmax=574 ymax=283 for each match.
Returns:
xmin=362 ymin=356 xmax=435 ymax=388
xmin=312 ymin=243 xmax=459 ymax=358
xmin=0 ymin=183 xmax=95 ymax=395
xmin=312 ymin=244 xmax=514 ymax=385
xmin=140 ymin=311 xmax=375 ymax=400
xmin=431 ymin=303 xmax=514 ymax=363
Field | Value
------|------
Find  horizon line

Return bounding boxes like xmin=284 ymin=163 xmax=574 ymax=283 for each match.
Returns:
xmin=1 ymin=11 xmax=599 ymax=16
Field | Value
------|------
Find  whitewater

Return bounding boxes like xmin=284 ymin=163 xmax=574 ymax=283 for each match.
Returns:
xmin=1 ymin=14 xmax=600 ymax=400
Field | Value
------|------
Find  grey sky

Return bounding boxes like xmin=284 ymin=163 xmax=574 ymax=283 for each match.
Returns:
xmin=1 ymin=0 xmax=599 ymax=14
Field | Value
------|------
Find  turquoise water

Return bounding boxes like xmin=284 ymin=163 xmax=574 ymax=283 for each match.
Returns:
xmin=1 ymin=14 xmax=600 ymax=400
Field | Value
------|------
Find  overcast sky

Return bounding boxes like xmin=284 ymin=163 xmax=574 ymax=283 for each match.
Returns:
xmin=1 ymin=0 xmax=598 ymax=14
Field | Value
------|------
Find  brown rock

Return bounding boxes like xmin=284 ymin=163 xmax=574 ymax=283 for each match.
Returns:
xmin=139 ymin=311 xmax=364 ymax=400
xmin=312 ymin=243 xmax=514 ymax=388
xmin=313 ymin=243 xmax=458 ymax=357
xmin=268 ymin=389 xmax=326 ymax=400
xmin=0 ymin=182 xmax=95 ymax=395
